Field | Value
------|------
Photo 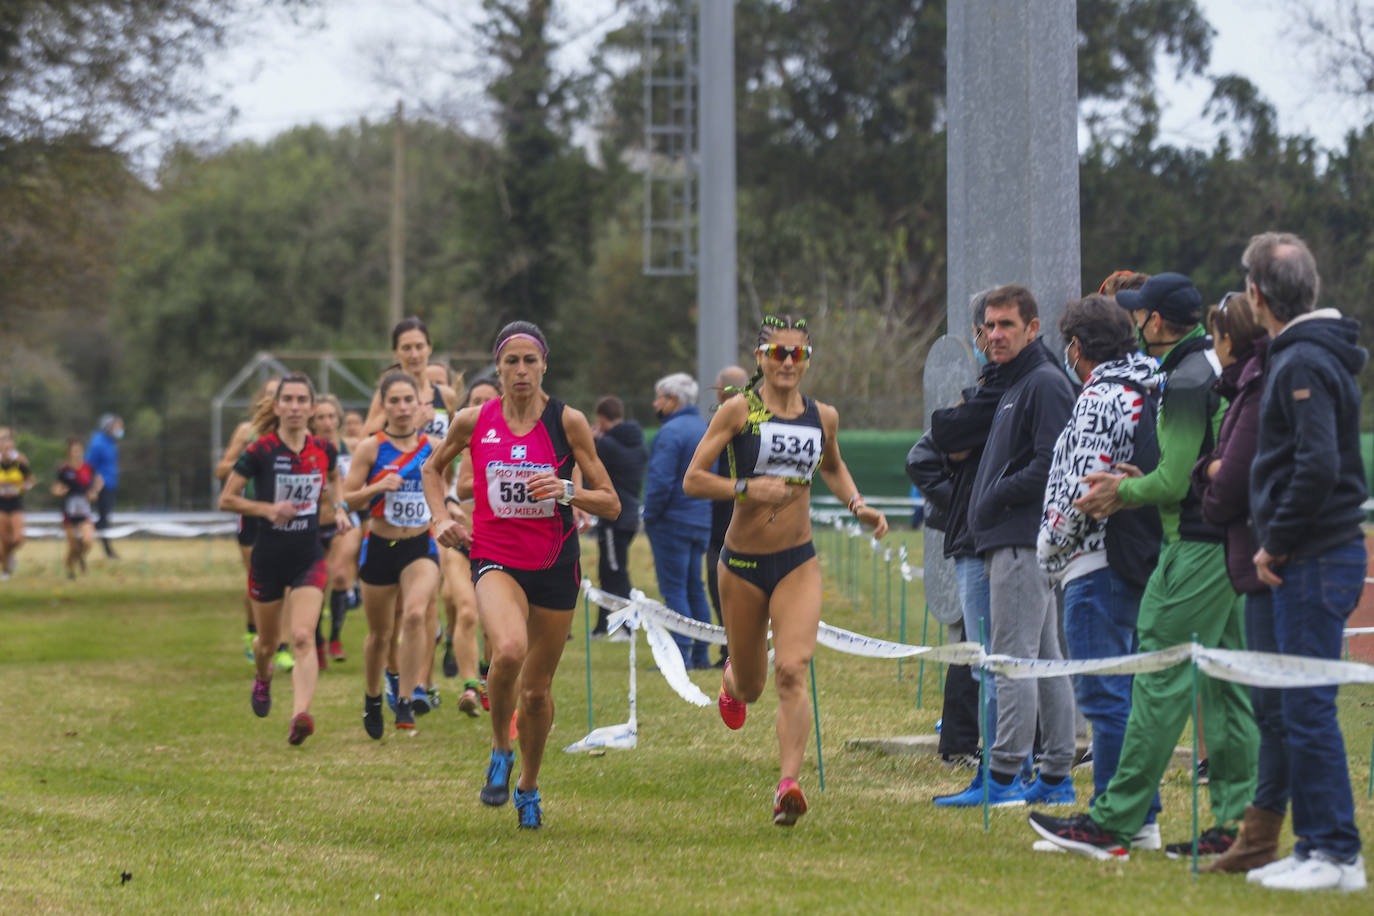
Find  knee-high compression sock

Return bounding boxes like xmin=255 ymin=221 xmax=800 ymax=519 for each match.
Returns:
xmin=329 ymin=590 xmax=348 ymax=642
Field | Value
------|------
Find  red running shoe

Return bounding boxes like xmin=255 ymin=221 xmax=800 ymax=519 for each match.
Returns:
xmin=718 ymin=660 xmax=746 ymax=730
xmin=288 ymin=713 xmax=314 ymax=746
xmin=316 ymin=645 xmax=328 ymax=671
xmin=329 ymin=639 xmax=346 ymax=662
xmin=773 ymin=778 xmax=808 ymax=827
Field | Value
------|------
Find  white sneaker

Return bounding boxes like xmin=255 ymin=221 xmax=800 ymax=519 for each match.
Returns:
xmin=1247 ymin=854 xmax=1304 ymax=884
xmin=1131 ymin=823 xmax=1161 ymax=851
xmin=1261 ymin=853 xmax=1366 ymax=893
xmin=1032 ymin=840 xmax=1066 ymax=853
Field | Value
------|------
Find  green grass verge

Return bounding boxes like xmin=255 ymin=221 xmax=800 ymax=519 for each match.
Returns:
xmin=0 ymin=533 xmax=1370 ymax=913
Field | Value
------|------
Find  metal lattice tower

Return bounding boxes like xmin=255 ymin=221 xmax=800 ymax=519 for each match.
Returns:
xmin=642 ymin=3 xmax=696 ymax=276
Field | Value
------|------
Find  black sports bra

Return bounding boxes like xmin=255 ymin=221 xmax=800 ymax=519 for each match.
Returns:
xmin=725 ymin=392 xmax=825 ymax=485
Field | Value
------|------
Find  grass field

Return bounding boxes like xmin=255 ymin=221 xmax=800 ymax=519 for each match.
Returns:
xmin=1 ymin=532 xmax=1372 ymax=913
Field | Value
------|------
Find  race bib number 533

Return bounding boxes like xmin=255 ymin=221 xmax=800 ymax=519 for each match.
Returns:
xmin=486 ymin=461 xmax=554 ymax=518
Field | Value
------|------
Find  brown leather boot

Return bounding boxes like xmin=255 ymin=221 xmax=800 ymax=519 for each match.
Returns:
xmin=1202 ymin=805 xmax=1283 ymax=873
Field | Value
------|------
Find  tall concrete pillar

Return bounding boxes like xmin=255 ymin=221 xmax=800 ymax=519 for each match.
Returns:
xmin=696 ymin=0 xmax=738 ymax=397
xmin=922 ymin=0 xmax=1081 ymax=625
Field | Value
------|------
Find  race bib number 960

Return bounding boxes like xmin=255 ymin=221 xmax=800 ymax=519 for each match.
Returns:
xmin=384 ymin=488 xmax=431 ymax=526
xmin=754 ymin=422 xmax=822 ymax=480
xmin=486 ymin=461 xmax=554 ymax=519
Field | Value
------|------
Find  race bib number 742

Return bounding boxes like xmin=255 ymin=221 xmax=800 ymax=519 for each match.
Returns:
xmin=275 ymin=472 xmax=323 ymax=516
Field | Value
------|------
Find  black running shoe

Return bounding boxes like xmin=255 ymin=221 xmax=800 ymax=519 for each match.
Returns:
xmin=481 ymin=749 xmax=514 ymax=806
xmin=442 ymin=641 xmax=458 ymax=678
xmin=251 ymin=676 xmax=272 ymax=718
xmin=395 ymin=697 xmax=415 ymax=731
xmin=363 ymin=694 xmax=384 ymax=740
xmin=1028 ymin=812 xmax=1129 ymax=861
xmin=1165 ymin=826 xmax=1234 ymax=859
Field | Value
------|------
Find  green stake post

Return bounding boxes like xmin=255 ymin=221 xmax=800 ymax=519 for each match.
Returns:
xmin=870 ymin=543 xmax=878 ymax=623
xmin=885 ymin=550 xmax=893 ymax=637
xmin=810 ymin=657 xmax=826 ymax=791
xmin=980 ymin=617 xmax=990 ymax=831
xmin=1191 ymin=633 xmax=1200 ymax=877
xmin=897 ymin=574 xmax=907 ymax=683
xmin=916 ymin=602 xmax=931 ymax=709
xmin=584 ymin=594 xmax=594 ymax=733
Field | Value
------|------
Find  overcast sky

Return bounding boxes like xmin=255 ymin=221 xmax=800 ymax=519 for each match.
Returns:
xmin=201 ymin=0 xmax=1368 ymax=152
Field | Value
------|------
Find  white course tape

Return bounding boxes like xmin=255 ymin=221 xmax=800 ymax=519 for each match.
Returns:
xmin=580 ymin=584 xmax=1374 ymax=694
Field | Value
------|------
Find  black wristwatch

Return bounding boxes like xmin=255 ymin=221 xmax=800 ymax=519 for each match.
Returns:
xmin=734 ymin=478 xmax=748 ymax=500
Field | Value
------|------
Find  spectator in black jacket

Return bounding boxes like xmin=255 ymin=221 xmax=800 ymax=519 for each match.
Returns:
xmin=965 ymin=284 xmax=1077 ymax=807
xmin=1246 ymin=232 xmax=1368 ymax=893
xmin=910 ymin=289 xmax=1007 ymax=775
xmin=590 ymin=395 xmax=648 ymax=637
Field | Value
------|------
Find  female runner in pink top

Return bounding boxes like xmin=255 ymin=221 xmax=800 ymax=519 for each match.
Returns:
xmin=423 ymin=320 xmax=619 ymax=830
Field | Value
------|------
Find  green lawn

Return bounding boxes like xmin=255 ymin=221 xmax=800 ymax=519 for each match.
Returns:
xmin=0 ymin=533 xmax=1371 ymax=913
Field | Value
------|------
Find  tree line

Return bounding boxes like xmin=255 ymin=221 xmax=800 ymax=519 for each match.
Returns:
xmin=2 ymin=0 xmax=1373 ymax=508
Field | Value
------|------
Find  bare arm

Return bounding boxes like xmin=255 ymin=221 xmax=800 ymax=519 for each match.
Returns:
xmin=326 ymin=467 xmax=353 ymax=532
xmin=682 ymin=395 xmax=749 ymax=501
xmin=815 ymin=403 xmax=888 ymax=538
xmin=526 ymin=406 xmax=619 ymax=520
xmin=215 ymin=422 xmax=253 ymax=482
xmin=341 ymin=437 xmax=397 ymax=511
xmin=425 ymin=406 xmax=478 ymax=547
xmin=218 ymin=470 xmax=295 ymax=525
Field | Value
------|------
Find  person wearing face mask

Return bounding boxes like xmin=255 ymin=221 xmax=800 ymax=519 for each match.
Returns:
xmin=1032 ymin=272 xmax=1259 ymax=863
xmin=909 ymin=289 xmax=1011 ymax=783
xmin=86 ymin=414 xmax=123 ymax=560
xmin=643 ymin=372 xmax=713 ymax=669
xmin=1033 ymin=295 xmax=1165 ymax=849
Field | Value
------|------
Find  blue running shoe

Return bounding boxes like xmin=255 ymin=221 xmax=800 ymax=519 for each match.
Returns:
xmin=514 ymin=787 xmax=542 ymax=829
xmin=1024 ymin=775 xmax=1077 ymax=806
xmin=933 ymin=768 xmax=1027 ymax=808
xmin=481 ymin=749 xmax=514 ymax=806
xmin=412 ymin=685 xmax=431 ymax=715
xmin=384 ymin=670 xmax=399 ymax=713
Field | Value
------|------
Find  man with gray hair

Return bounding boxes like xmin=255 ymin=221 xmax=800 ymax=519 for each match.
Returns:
xmin=644 ymin=372 xmax=713 ymax=668
xmin=1244 ymin=232 xmax=1367 ymax=893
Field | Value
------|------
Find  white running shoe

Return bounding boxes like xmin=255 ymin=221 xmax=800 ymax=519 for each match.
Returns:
xmin=1131 ymin=823 xmax=1162 ymax=851
xmin=1032 ymin=840 xmax=1065 ymax=853
xmin=1261 ymin=853 xmax=1366 ymax=893
xmin=1247 ymin=854 xmax=1304 ymax=884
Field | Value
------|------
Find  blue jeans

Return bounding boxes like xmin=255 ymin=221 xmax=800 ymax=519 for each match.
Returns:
xmin=1063 ymin=566 xmax=1160 ymax=823
xmin=1272 ymin=539 xmax=1366 ymax=861
xmin=1243 ymin=589 xmax=1289 ymax=815
xmin=647 ymin=525 xmax=712 ymax=667
xmin=955 ymin=555 xmax=995 ymax=747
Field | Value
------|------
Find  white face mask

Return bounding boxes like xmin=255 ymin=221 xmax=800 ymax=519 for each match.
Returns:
xmin=114 ymin=427 xmax=124 ymax=440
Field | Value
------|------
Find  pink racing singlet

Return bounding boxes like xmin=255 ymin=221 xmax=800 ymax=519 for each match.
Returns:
xmin=468 ymin=396 xmax=579 ymax=570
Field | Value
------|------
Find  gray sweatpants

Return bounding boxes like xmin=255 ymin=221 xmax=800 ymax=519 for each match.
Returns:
xmin=986 ymin=545 xmax=1077 ymax=779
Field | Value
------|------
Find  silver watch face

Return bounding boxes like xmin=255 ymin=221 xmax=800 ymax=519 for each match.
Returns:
xmin=735 ymin=479 xmax=747 ymax=494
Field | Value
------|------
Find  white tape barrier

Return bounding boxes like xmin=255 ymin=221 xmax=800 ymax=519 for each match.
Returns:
xmin=21 ymin=511 xmax=238 ymax=540
xmin=580 ymin=583 xmax=1374 ymax=695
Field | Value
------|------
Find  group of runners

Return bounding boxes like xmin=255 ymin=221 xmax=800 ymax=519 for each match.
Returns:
xmin=214 ymin=314 xmax=884 ymax=830
xmin=0 ymin=426 xmax=106 ymax=581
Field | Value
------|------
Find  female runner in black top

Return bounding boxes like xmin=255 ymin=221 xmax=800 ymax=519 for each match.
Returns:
xmin=684 ymin=315 xmax=887 ymax=827
xmin=220 ymin=374 xmax=352 ymax=746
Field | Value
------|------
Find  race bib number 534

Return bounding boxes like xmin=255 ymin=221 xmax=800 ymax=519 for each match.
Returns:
xmin=754 ymin=422 xmax=822 ymax=480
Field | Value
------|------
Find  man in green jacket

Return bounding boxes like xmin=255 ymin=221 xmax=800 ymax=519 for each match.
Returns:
xmin=1028 ymin=272 xmax=1258 ymax=860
